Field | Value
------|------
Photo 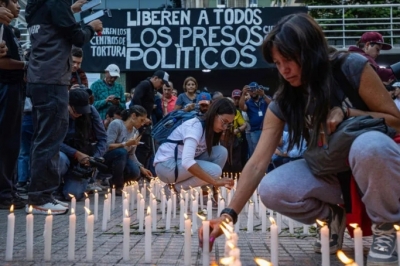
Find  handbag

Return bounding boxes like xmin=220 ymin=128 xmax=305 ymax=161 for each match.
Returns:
xmin=303 ymin=115 xmax=396 ymax=176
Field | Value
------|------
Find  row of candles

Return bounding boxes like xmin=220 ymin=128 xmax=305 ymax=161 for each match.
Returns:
xmin=4 ymin=176 xmax=396 ymax=265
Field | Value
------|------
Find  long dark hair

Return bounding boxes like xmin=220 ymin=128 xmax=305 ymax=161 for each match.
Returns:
xmin=262 ymin=13 xmax=331 ymax=149
xmin=203 ymin=98 xmax=236 ymax=154
xmin=121 ymin=105 xmax=147 ymax=121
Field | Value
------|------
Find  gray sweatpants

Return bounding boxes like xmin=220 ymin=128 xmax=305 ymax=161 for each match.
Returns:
xmin=155 ymin=145 xmax=227 ymax=192
xmin=259 ymin=131 xmax=400 ymax=224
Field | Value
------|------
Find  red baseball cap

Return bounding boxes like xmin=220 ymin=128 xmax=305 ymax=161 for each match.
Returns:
xmin=360 ymin=32 xmax=392 ymax=50
xmin=231 ymin=89 xmax=241 ymax=98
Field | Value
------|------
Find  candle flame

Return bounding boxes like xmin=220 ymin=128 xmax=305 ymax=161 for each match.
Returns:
xmin=113 ymin=185 xmax=115 ymax=188
xmin=108 ymin=188 xmax=110 ymax=193
xmin=227 ymin=242 xmax=235 ymax=249
xmin=68 ymin=193 xmax=74 ymax=199
xmin=105 ymin=194 xmax=108 ymax=199
xmin=210 ymin=261 xmax=218 ymax=266
xmin=220 ymin=224 xmax=231 ymax=239
xmin=94 ymin=190 xmax=98 ymax=193
xmin=125 ymin=209 xmax=129 ymax=217
xmin=84 ymin=206 xmax=91 ymax=215
xmin=222 ymin=221 xmax=233 ymax=232
xmin=184 ymin=213 xmax=188 ymax=220
xmin=220 ymin=256 xmax=234 ymax=265
xmin=84 ymin=192 xmax=88 ymax=198
xmin=147 ymin=187 xmax=151 ymax=192
xmin=394 ymin=225 xmax=400 ymax=231
xmin=147 ymin=206 xmax=151 ymax=215
xmin=28 ymin=205 xmax=32 ymax=214
xmin=337 ymin=250 xmax=355 ymax=264
xmin=48 ymin=209 xmax=52 ymax=215
xmin=10 ymin=204 xmax=14 ymax=213
xmin=254 ymin=258 xmax=273 ymax=266
xmin=269 ymin=216 xmax=276 ymax=225
xmin=71 ymin=208 xmax=75 ymax=214
xmin=349 ymin=223 xmax=359 ymax=229
xmin=197 ymin=213 xmax=206 ymax=221
xmin=316 ymin=219 xmax=326 ymax=227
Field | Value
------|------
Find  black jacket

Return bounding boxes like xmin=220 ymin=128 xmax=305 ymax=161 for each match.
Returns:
xmin=25 ymin=0 xmax=94 ymax=85
xmin=130 ymin=78 xmax=155 ymax=119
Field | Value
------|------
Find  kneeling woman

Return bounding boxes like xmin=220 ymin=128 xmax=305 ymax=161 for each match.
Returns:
xmin=103 ymin=105 xmax=152 ymax=194
xmin=154 ymin=98 xmax=235 ymax=193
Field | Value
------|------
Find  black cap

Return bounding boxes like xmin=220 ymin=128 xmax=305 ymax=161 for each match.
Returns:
xmin=69 ymin=89 xmax=91 ymax=114
xmin=153 ymin=70 xmax=170 ymax=87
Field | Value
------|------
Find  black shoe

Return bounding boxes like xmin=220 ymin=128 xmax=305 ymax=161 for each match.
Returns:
xmin=313 ymin=204 xmax=347 ymax=254
xmin=0 ymin=195 xmax=27 ymax=209
xmin=16 ymin=182 xmax=29 ymax=193
xmin=367 ymin=223 xmax=398 ymax=266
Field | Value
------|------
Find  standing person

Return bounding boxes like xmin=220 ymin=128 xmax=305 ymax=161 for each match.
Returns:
xmin=70 ymin=46 xmax=88 ymax=89
xmin=91 ymin=64 xmax=126 ymax=119
xmin=232 ymin=89 xmax=249 ymax=169
xmin=154 ymin=98 xmax=235 ymax=193
xmin=0 ymin=0 xmax=26 ymax=209
xmin=162 ymin=81 xmax=177 ymax=116
xmin=131 ymin=70 xmax=170 ymax=172
xmin=25 ymin=0 xmax=103 ymax=214
xmin=174 ymin=76 xmax=198 ymax=111
xmin=239 ymin=82 xmax=271 ymax=156
xmin=200 ymin=13 xmax=400 ymax=266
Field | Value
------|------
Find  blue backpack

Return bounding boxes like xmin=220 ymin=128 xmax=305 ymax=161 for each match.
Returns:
xmin=152 ymin=110 xmax=205 ymax=183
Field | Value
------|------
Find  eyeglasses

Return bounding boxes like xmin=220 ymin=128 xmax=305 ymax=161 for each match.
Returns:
xmin=218 ymin=115 xmax=233 ymax=129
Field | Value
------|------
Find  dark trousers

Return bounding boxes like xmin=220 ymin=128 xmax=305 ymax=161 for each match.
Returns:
xmin=17 ymin=113 xmax=34 ymax=183
xmin=0 ymin=83 xmax=22 ymax=200
xmin=135 ymin=132 xmax=153 ymax=170
xmin=27 ymin=84 xmax=69 ymax=205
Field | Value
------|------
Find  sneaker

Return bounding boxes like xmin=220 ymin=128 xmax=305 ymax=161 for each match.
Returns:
xmin=313 ymin=204 xmax=346 ymax=254
xmin=86 ymin=183 xmax=103 ymax=193
xmin=27 ymin=200 xmax=69 ymax=215
xmin=366 ymin=223 xmax=398 ymax=266
xmin=54 ymin=199 xmax=69 ymax=208
xmin=16 ymin=182 xmax=29 ymax=193
xmin=0 ymin=195 xmax=26 ymax=209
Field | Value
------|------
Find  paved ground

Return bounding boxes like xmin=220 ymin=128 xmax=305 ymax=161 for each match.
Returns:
xmin=0 ymin=190 xmax=372 ymax=266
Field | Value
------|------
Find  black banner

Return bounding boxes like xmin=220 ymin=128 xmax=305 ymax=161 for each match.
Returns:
xmin=82 ymin=7 xmax=307 ymax=72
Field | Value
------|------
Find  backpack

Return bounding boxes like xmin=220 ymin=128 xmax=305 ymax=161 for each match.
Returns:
xmin=152 ymin=110 xmax=205 ymax=183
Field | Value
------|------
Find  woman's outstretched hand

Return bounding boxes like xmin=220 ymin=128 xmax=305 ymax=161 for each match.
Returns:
xmin=214 ymin=177 xmax=234 ymax=189
xmin=198 ymin=215 xmax=227 ymax=252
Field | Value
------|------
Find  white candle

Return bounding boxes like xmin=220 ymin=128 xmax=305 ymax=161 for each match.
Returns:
xmin=44 ymin=209 xmax=53 ymax=261
xmin=261 ymin=202 xmax=267 ymax=233
xmin=138 ymin=197 xmax=145 ymax=232
xmin=161 ymin=193 xmax=166 ymax=219
xmin=68 ymin=193 xmax=76 ymax=213
xmin=26 ymin=205 xmax=34 ymax=260
xmin=277 ymin=213 xmax=282 ymax=233
xmin=192 ymin=198 xmax=198 ymax=230
xmin=130 ymin=185 xmax=136 ymax=211
xmin=123 ymin=193 xmax=128 ymax=220
xmin=317 ymin=220 xmax=329 ymax=266
xmin=180 ymin=199 xmax=185 ymax=231
xmin=395 ymin=225 xmax=400 ymax=266
xmin=219 ymin=198 xmax=225 ymax=216
xmin=184 ymin=191 xmax=189 ymax=213
xmin=94 ymin=190 xmax=99 ymax=221
xmin=247 ymin=201 xmax=254 ymax=233
xmin=112 ymin=186 xmax=116 ymax=211
xmin=207 ymin=198 xmax=212 ymax=220
xmin=123 ymin=209 xmax=130 ymax=261
xmin=5 ymin=205 xmax=15 ymax=261
xmin=172 ymin=192 xmax=177 ymax=218
xmin=68 ymin=208 xmax=76 ymax=261
xmin=184 ymin=213 xmax=191 ymax=266
xmin=102 ymin=195 xmax=109 ymax=231
xmin=84 ymin=193 xmax=89 ymax=233
xmin=86 ymin=207 xmax=94 ymax=261
xmin=201 ymin=217 xmax=210 ymax=266
xmin=145 ymin=207 xmax=152 ymax=263
xmin=152 ymin=197 xmax=157 ymax=231
xmin=303 ymin=224 xmax=309 ymax=235
xmin=166 ymin=198 xmax=172 ymax=230
xmin=289 ymin=218 xmax=294 ymax=234
xmin=199 ymin=188 xmax=204 ymax=210
xmin=136 ymin=192 xmax=141 ymax=216
xmin=269 ymin=217 xmax=278 ymax=266
xmin=107 ymin=189 xmax=111 ymax=221
xmin=351 ymin=223 xmax=363 ymax=266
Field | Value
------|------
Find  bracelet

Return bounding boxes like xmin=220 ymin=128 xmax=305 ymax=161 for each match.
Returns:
xmin=220 ymin=208 xmax=238 ymax=224
xmin=339 ymin=106 xmax=348 ymax=119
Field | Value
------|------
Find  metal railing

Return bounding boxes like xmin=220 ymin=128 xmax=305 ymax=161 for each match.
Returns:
xmin=308 ymin=4 xmax=400 ymax=51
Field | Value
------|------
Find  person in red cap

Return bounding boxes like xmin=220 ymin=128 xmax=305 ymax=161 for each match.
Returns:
xmin=348 ymin=31 xmax=395 ymax=83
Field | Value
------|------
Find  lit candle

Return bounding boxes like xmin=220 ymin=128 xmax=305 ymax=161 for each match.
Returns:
xmin=68 ymin=208 xmax=76 ymax=261
xmin=161 ymin=192 xmax=166 ymax=219
xmin=198 ymin=214 xmax=209 ymax=266
xmin=289 ymin=218 xmax=294 ymax=234
xmin=269 ymin=217 xmax=278 ymax=266
xmin=138 ymin=196 xmax=145 ymax=232
xmin=192 ymin=196 xmax=198 ymax=230
xmin=85 ymin=207 xmax=94 ymax=261
xmin=68 ymin=193 xmax=76 ymax=212
xmin=166 ymin=198 xmax=172 ymax=230
xmin=5 ymin=205 xmax=15 ymax=261
xmin=112 ymin=185 xmax=116 ymax=211
xmin=261 ymin=202 xmax=267 ymax=233
xmin=184 ymin=213 xmax=192 ymax=266
xmin=184 ymin=190 xmax=189 ymax=213
xmin=395 ymin=225 xmax=400 ymax=266
xmin=317 ymin=219 xmax=329 ymax=266
xmin=107 ymin=189 xmax=111 ymax=220
xmin=254 ymin=258 xmax=272 ymax=266
xmin=277 ymin=213 xmax=282 ymax=233
xmin=151 ymin=196 xmax=157 ymax=231
xmin=207 ymin=197 xmax=212 ymax=220
xmin=219 ymin=198 xmax=225 ymax=216
xmin=136 ymin=191 xmax=141 ymax=216
xmin=84 ymin=193 xmax=89 ymax=233
xmin=123 ymin=209 xmax=130 ymax=261
xmin=172 ymin=192 xmax=177 ymax=218
xmin=26 ymin=205 xmax=33 ymax=260
xmin=44 ymin=209 xmax=53 ymax=261
xmin=337 ymin=250 xmax=359 ymax=266
xmin=199 ymin=188 xmax=204 ymax=210
xmin=123 ymin=192 xmax=128 ymax=219
xmin=180 ymin=199 xmax=185 ymax=231
xmin=303 ymin=224 xmax=309 ymax=235
xmin=350 ymin=223 xmax=363 ymax=266
xmin=94 ymin=190 xmax=99 ymax=221
xmin=145 ymin=207 xmax=152 ymax=263
xmin=102 ymin=195 xmax=109 ymax=231
xmin=247 ymin=201 xmax=254 ymax=233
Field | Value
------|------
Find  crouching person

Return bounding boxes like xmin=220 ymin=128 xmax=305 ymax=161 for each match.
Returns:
xmin=102 ymin=105 xmax=152 ymax=195
xmin=59 ymin=89 xmax=107 ymax=200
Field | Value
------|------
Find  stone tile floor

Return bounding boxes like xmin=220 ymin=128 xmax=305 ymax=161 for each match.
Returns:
xmin=0 ymin=192 xmax=371 ymax=265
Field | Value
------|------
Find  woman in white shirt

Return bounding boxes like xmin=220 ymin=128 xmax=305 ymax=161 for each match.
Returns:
xmin=154 ymin=98 xmax=235 ymax=193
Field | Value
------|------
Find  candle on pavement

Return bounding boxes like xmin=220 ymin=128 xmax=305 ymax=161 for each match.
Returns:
xmin=68 ymin=208 xmax=76 ymax=261
xmin=5 ymin=205 xmax=15 ymax=261
xmin=198 ymin=214 xmax=209 ymax=266
xmin=26 ymin=205 xmax=34 ymax=260
xmin=44 ymin=209 xmax=53 ymax=261
xmin=85 ymin=207 xmax=94 ymax=261
xmin=269 ymin=217 xmax=278 ymax=266
xmin=68 ymin=193 xmax=76 ymax=212
xmin=145 ymin=207 xmax=152 ymax=263
xmin=350 ymin=223 xmax=363 ymax=266
xmin=102 ymin=194 xmax=109 ymax=231
xmin=317 ymin=219 xmax=329 ymax=266
xmin=184 ymin=213 xmax=192 ymax=266
xmin=94 ymin=190 xmax=99 ymax=221
xmin=112 ymin=185 xmax=116 ymax=211
xmin=123 ymin=209 xmax=130 ymax=261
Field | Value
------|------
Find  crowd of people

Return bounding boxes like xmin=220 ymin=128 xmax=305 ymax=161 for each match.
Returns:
xmin=0 ymin=1 xmax=400 ymax=265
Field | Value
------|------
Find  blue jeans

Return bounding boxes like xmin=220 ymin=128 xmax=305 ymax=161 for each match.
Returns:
xmin=27 ymin=84 xmax=69 ymax=205
xmin=249 ymin=130 xmax=262 ymax=156
xmin=0 ymin=83 xmax=22 ymax=200
xmin=59 ymin=152 xmax=88 ymax=201
xmin=102 ymin=148 xmax=140 ymax=190
xmin=17 ymin=113 xmax=34 ymax=183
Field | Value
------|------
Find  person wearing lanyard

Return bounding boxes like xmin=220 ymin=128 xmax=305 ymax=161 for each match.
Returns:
xmin=239 ymin=82 xmax=271 ymax=156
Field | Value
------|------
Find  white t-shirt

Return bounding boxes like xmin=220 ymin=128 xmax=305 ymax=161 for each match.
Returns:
xmin=394 ymin=98 xmax=400 ymax=111
xmin=154 ymin=118 xmax=206 ymax=169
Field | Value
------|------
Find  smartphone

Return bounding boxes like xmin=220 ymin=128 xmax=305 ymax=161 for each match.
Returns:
xmin=83 ymin=9 xmax=104 ymax=24
xmin=81 ymin=0 xmax=102 ymax=12
xmin=114 ymin=97 xmax=121 ymax=100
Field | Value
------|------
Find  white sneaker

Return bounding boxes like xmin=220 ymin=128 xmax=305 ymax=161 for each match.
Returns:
xmin=26 ymin=200 xmax=69 ymax=215
xmin=54 ymin=199 xmax=69 ymax=208
xmin=86 ymin=183 xmax=103 ymax=192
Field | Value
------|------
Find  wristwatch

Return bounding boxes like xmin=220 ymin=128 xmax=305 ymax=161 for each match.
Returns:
xmin=220 ymin=208 xmax=238 ymax=224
